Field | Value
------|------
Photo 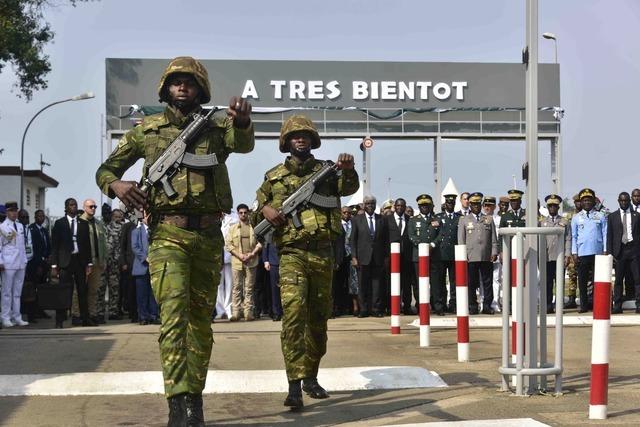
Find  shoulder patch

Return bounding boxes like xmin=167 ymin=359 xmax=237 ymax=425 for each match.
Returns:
xmin=141 ymin=113 xmax=167 ymax=133
xmin=265 ymin=163 xmax=289 ymax=181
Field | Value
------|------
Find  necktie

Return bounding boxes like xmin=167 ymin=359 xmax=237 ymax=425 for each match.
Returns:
xmin=368 ymin=216 xmax=374 ymax=238
xmin=398 ymin=216 xmax=403 ymax=234
xmin=40 ymin=227 xmax=48 ymax=252
xmin=449 ymin=213 xmax=453 ymax=220
xmin=13 ymin=222 xmax=17 ymax=232
xmin=622 ymin=211 xmax=629 ymax=244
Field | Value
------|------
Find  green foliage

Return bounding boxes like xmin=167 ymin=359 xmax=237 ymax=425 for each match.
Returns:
xmin=0 ymin=0 xmax=90 ymax=100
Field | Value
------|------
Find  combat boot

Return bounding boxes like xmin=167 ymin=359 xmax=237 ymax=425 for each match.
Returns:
xmin=167 ymin=393 xmax=187 ymax=427
xmin=302 ymin=377 xmax=330 ymax=399
xmin=283 ymin=380 xmax=304 ymax=409
xmin=564 ymin=296 xmax=577 ymax=309
xmin=185 ymin=393 xmax=205 ymax=427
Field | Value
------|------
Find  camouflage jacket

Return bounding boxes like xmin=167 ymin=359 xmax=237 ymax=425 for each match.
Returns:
xmin=254 ymin=156 xmax=359 ymax=248
xmin=105 ymin=221 xmax=124 ymax=265
xmin=96 ymin=105 xmax=255 ymax=215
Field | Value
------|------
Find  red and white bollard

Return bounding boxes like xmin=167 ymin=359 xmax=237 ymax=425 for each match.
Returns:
xmin=510 ymin=236 xmax=525 ymax=385
xmin=390 ymin=242 xmax=401 ymax=335
xmin=418 ymin=243 xmax=430 ymax=347
xmin=455 ymin=244 xmax=469 ymax=362
xmin=589 ymin=254 xmax=613 ymax=420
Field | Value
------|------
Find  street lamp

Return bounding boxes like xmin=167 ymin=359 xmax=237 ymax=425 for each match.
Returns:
xmin=542 ymin=32 xmax=558 ymax=64
xmin=20 ymin=92 xmax=95 ymax=208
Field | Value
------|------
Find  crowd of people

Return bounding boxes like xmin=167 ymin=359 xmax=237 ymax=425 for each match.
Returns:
xmin=2 ymin=186 xmax=639 ymax=331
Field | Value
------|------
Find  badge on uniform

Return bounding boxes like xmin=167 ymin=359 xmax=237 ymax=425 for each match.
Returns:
xmin=431 ymin=220 xmax=439 ymax=227
xmin=467 ymin=223 xmax=474 ymax=230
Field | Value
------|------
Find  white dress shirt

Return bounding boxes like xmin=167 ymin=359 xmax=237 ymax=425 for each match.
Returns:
xmin=67 ymin=215 xmax=79 ymax=254
xmin=620 ymin=209 xmax=633 ymax=243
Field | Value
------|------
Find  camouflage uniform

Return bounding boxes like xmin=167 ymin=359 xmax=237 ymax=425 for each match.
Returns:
xmin=98 ymin=220 xmax=124 ymax=317
xmin=564 ymin=211 xmax=578 ymax=298
xmin=254 ymin=115 xmax=359 ymax=381
xmin=96 ymin=57 xmax=255 ymax=397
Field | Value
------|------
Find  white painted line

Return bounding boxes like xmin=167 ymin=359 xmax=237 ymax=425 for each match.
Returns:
xmin=384 ymin=418 xmax=550 ymax=427
xmin=0 ymin=366 xmax=447 ymax=396
xmin=408 ymin=315 xmax=640 ymax=329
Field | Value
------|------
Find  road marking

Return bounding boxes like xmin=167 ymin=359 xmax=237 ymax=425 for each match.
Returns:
xmin=0 ymin=366 xmax=447 ymax=396
xmin=409 ymin=314 xmax=640 ymax=328
xmin=383 ymin=419 xmax=550 ymax=427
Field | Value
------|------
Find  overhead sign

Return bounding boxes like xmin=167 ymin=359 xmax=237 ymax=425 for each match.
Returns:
xmin=106 ymin=59 xmax=560 ymax=130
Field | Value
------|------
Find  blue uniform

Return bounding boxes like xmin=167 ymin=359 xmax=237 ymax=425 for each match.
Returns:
xmin=571 ymin=209 xmax=607 ymax=256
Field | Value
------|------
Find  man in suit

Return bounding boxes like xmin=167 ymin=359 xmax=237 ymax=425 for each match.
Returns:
xmin=435 ymin=194 xmax=462 ymax=313
xmin=351 ymin=195 xmax=387 ymax=317
xmin=51 ymin=198 xmax=94 ymax=328
xmin=119 ymin=213 xmax=138 ymax=322
xmin=386 ymin=198 xmax=416 ymax=314
xmin=540 ymin=195 xmax=572 ymax=314
xmin=456 ymin=192 xmax=471 ymax=216
xmin=607 ymin=191 xmax=640 ymax=314
xmin=458 ymin=193 xmax=499 ymax=315
xmin=0 ymin=201 xmax=29 ymax=327
xmin=131 ymin=211 xmax=159 ymax=325
xmin=407 ymin=194 xmax=444 ymax=314
xmin=262 ymin=238 xmax=282 ymax=321
xmin=332 ymin=206 xmax=353 ymax=317
xmin=24 ymin=209 xmax=50 ymax=323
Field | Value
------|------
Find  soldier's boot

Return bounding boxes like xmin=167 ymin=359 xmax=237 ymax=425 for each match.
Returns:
xmin=302 ymin=377 xmax=330 ymax=399
xmin=564 ymin=296 xmax=577 ymax=309
xmin=185 ymin=393 xmax=205 ymax=427
xmin=283 ymin=380 xmax=304 ymax=409
xmin=167 ymin=393 xmax=188 ymax=427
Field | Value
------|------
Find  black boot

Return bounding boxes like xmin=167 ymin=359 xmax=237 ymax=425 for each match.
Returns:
xmin=167 ymin=393 xmax=188 ymax=427
xmin=284 ymin=380 xmax=304 ymax=409
xmin=302 ymin=377 xmax=330 ymax=399
xmin=185 ymin=393 xmax=205 ymax=427
xmin=564 ymin=296 xmax=577 ymax=309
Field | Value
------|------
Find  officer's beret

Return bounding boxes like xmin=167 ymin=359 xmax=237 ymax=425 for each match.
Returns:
xmin=416 ymin=194 xmax=433 ymax=205
xmin=469 ymin=192 xmax=483 ymax=203
xmin=579 ymin=188 xmax=595 ymax=199
xmin=508 ymin=189 xmax=524 ymax=200
xmin=499 ymin=196 xmax=510 ymax=203
xmin=382 ymin=199 xmax=394 ymax=210
xmin=572 ymin=193 xmax=580 ymax=202
xmin=443 ymin=193 xmax=457 ymax=201
xmin=0 ymin=205 xmax=5 ymax=215
xmin=545 ymin=194 xmax=562 ymax=205
xmin=483 ymin=196 xmax=496 ymax=205
xmin=4 ymin=201 xmax=18 ymax=211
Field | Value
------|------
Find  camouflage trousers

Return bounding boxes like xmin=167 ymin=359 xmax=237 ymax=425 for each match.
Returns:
xmin=566 ymin=256 xmax=578 ymax=297
xmin=279 ymin=244 xmax=333 ymax=381
xmin=72 ymin=265 xmax=103 ymax=318
xmin=97 ymin=261 xmax=121 ymax=317
xmin=148 ymin=223 xmax=223 ymax=398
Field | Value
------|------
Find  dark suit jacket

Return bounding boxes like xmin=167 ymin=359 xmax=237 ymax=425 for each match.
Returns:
xmin=385 ymin=213 xmax=412 ymax=261
xmin=607 ymin=209 xmax=640 ymax=259
xmin=51 ymin=216 xmax=91 ymax=268
xmin=261 ymin=242 xmax=280 ymax=266
xmin=28 ymin=223 xmax=50 ymax=263
xmin=119 ymin=221 xmax=137 ymax=270
xmin=350 ymin=213 xmax=387 ymax=266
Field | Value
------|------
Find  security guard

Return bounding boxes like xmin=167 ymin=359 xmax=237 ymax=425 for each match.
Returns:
xmin=571 ymin=188 xmax=608 ymax=313
xmin=435 ymin=194 xmax=462 ymax=313
xmin=540 ymin=195 xmax=572 ymax=313
xmin=457 ymin=193 xmax=499 ymax=314
xmin=96 ymin=56 xmax=255 ymax=426
xmin=564 ymin=194 xmax=582 ymax=308
xmin=500 ymin=189 xmax=526 ymax=228
xmin=254 ymin=115 xmax=358 ymax=409
xmin=407 ymin=194 xmax=445 ymax=314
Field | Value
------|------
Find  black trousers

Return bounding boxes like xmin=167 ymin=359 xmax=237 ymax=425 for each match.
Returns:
xmin=332 ymin=257 xmax=351 ymax=313
xmin=577 ymin=255 xmax=596 ymax=310
xmin=442 ymin=260 xmax=457 ymax=307
xmin=613 ymin=245 xmax=640 ymax=308
xmin=468 ymin=261 xmax=493 ymax=309
xmin=415 ymin=258 xmax=445 ymax=312
xmin=56 ymin=255 xmax=88 ymax=323
xmin=358 ymin=263 xmax=382 ymax=314
xmin=546 ymin=261 xmax=557 ymax=307
xmin=400 ymin=258 xmax=417 ymax=311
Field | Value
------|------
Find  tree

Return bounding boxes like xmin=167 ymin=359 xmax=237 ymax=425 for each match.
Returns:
xmin=0 ymin=0 xmax=90 ymax=101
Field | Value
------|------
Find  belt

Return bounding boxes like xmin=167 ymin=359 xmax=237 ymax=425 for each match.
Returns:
xmin=159 ymin=213 xmax=222 ymax=230
xmin=288 ymin=240 xmax=333 ymax=251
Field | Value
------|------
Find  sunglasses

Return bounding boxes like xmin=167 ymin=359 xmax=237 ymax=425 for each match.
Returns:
xmin=88 ymin=205 xmax=98 ymax=209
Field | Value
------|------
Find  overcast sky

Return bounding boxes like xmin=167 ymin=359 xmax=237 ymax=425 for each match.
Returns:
xmin=1 ymin=0 xmax=639 ymax=216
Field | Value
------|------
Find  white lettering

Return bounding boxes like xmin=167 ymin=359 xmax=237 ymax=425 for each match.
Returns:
xmin=370 ymin=81 xmax=379 ymax=99
xmin=398 ymin=81 xmax=415 ymax=100
xmin=289 ymin=80 xmax=305 ymax=99
xmin=452 ymin=81 xmax=468 ymax=100
xmin=326 ymin=80 xmax=340 ymax=100
xmin=416 ymin=81 xmax=432 ymax=100
xmin=352 ymin=81 xmax=368 ymax=100
xmin=270 ymin=80 xmax=286 ymax=99
xmin=380 ymin=81 xmax=397 ymax=100
xmin=307 ymin=81 xmax=324 ymax=100
xmin=433 ymin=82 xmax=451 ymax=100
xmin=240 ymin=80 xmax=259 ymax=99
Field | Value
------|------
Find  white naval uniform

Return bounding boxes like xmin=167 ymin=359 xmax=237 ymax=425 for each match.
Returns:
xmin=0 ymin=218 xmax=28 ymax=324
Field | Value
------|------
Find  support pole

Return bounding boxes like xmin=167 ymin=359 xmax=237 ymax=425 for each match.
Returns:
xmin=418 ymin=243 xmax=430 ymax=347
xmin=455 ymin=244 xmax=469 ymax=362
xmin=390 ymin=242 xmax=401 ymax=335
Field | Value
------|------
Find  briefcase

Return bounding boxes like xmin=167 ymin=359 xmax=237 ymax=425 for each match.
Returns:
xmin=21 ymin=280 xmax=37 ymax=303
xmin=37 ymin=275 xmax=72 ymax=310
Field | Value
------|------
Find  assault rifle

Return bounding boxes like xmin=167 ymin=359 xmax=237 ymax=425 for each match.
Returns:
xmin=139 ymin=107 xmax=218 ymax=199
xmin=253 ymin=161 xmax=340 ymax=241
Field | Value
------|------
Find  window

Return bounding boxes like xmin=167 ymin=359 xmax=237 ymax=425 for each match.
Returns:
xmin=26 ymin=189 xmax=31 ymax=206
xmin=35 ymin=193 xmax=41 ymax=209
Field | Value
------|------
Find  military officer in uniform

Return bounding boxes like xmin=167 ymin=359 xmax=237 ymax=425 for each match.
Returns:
xmin=458 ymin=193 xmax=498 ymax=314
xmin=435 ymin=194 xmax=461 ymax=313
xmin=0 ymin=201 xmax=29 ymax=328
xmin=564 ymin=194 xmax=582 ymax=309
xmin=500 ymin=189 xmax=526 ymax=229
xmin=96 ymin=56 xmax=254 ymax=426
xmin=407 ymin=194 xmax=445 ymax=314
xmin=254 ymin=115 xmax=358 ymax=409
xmin=540 ymin=195 xmax=572 ymax=313
xmin=571 ymin=188 xmax=608 ymax=313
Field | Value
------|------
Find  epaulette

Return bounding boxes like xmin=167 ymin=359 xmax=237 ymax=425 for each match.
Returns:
xmin=140 ymin=113 xmax=168 ymax=133
xmin=265 ymin=163 xmax=289 ymax=181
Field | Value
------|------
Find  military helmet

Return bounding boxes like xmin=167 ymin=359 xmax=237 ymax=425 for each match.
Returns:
xmin=279 ymin=115 xmax=321 ymax=153
xmin=157 ymin=56 xmax=211 ymax=104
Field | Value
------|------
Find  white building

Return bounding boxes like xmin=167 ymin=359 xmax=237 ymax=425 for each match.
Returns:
xmin=0 ymin=167 xmax=59 ymax=218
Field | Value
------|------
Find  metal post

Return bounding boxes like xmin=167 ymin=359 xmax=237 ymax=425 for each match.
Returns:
xmin=554 ymin=233 xmax=565 ymax=394
xmin=434 ymin=136 xmax=442 ymax=212
xmin=363 ymin=147 xmax=371 ymax=197
xmin=516 ymin=232 xmax=525 ymax=395
xmin=538 ymin=235 xmax=548 ymax=390
xmin=501 ymin=235 xmax=512 ymax=392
